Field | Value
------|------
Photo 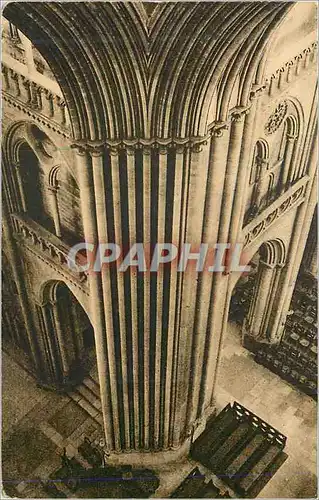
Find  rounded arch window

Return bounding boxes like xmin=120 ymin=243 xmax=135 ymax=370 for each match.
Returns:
xmin=18 ymin=142 xmax=49 ymax=225
xmin=250 ymin=139 xmax=269 ymax=184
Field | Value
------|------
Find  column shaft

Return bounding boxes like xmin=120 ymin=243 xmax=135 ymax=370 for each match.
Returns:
xmin=187 ymin=130 xmax=229 ymax=426
xmin=2 ymin=203 xmax=41 ymax=373
xmin=91 ymin=148 xmax=120 ymax=451
xmin=173 ymin=143 xmax=210 ymax=443
xmin=126 ymin=148 xmax=140 ymax=448
xmin=281 ymin=137 xmax=295 ymax=191
xmin=41 ymin=305 xmax=60 ymax=382
xmin=51 ymin=301 xmax=69 ymax=375
xmin=109 ymin=149 xmax=131 ymax=449
xmin=171 ymin=145 xmax=191 ymax=448
xmin=270 ymin=127 xmax=317 ymax=341
xmin=249 ymin=264 xmax=274 ymax=338
xmin=75 ymin=147 xmax=114 ymax=450
xmin=48 ymin=187 xmax=62 ymax=237
xmin=163 ymin=148 xmax=184 ymax=448
xmin=200 ymin=114 xmax=245 ymax=413
xmin=154 ymin=148 xmax=167 ymax=447
xmin=143 ymin=147 xmax=151 ymax=449
xmin=14 ymin=163 xmax=27 ymax=212
xmin=229 ymin=101 xmax=258 ymax=244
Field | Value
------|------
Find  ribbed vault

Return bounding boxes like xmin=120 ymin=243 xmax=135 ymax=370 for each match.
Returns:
xmin=4 ymin=2 xmax=292 ymax=141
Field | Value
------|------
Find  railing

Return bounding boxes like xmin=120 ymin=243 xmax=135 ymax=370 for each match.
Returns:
xmin=2 ymin=62 xmax=69 ymax=136
xmin=242 ymin=175 xmax=309 ymax=247
xmin=10 ymin=214 xmax=88 ymax=291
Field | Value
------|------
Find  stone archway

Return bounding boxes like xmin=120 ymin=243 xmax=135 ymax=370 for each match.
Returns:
xmin=36 ymin=279 xmax=95 ymax=390
xmin=242 ymin=239 xmax=286 ymax=345
xmin=228 ymin=238 xmax=287 ymax=347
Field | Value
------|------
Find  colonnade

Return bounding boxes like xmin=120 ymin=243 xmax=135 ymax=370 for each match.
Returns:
xmin=244 ymin=126 xmax=318 ymax=344
xmin=34 ymin=283 xmax=89 ymax=388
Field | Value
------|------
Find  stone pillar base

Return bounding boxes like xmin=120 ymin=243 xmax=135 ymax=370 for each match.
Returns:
xmin=242 ymin=325 xmax=280 ymax=354
xmin=105 ymin=438 xmax=191 ymax=468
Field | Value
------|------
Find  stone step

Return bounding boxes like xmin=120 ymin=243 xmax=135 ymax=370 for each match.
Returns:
xmin=68 ymin=387 xmax=103 ymax=426
xmin=77 ymin=383 xmax=99 ymax=407
xmin=82 ymin=375 xmax=101 ymax=398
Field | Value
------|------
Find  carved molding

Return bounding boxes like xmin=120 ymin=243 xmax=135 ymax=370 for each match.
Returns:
xmin=265 ymin=41 xmax=317 ymax=97
xmin=2 ymin=63 xmax=70 ymax=137
xmin=264 ymin=101 xmax=288 ymax=135
xmin=10 ymin=214 xmax=88 ymax=292
xmin=242 ymin=176 xmax=309 ymax=247
xmin=71 ymin=136 xmax=209 ymax=154
xmin=2 ymin=95 xmax=70 ymax=138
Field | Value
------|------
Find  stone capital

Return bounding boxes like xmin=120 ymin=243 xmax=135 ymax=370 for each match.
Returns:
xmin=126 ymin=146 xmax=135 ymax=156
xmin=89 ymin=145 xmax=105 ymax=157
xmin=71 ymin=143 xmax=89 ymax=156
xmin=230 ymin=106 xmax=250 ymax=122
xmin=158 ymin=145 xmax=168 ymax=155
xmin=210 ymin=121 xmax=229 ymax=137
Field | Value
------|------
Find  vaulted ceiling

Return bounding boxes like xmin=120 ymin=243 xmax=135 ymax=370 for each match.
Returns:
xmin=4 ymin=2 xmax=293 ymax=141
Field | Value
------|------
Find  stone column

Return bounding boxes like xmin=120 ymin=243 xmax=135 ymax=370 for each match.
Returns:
xmin=199 ymin=109 xmax=247 ymax=416
xmin=51 ymin=299 xmax=69 ymax=378
xmin=269 ymin=130 xmax=317 ymax=343
xmin=20 ymin=77 xmax=32 ymax=104
xmin=247 ymin=261 xmax=275 ymax=339
xmin=154 ymin=146 xmax=168 ymax=448
xmin=38 ymin=302 xmax=61 ymax=385
xmin=90 ymin=145 xmax=121 ymax=451
xmin=126 ymin=145 xmax=140 ymax=449
xmin=163 ymin=145 xmax=184 ymax=449
xmin=2 ymin=65 xmax=10 ymax=91
xmin=20 ymin=32 xmax=36 ymax=74
xmin=142 ymin=145 xmax=151 ymax=450
xmin=255 ymin=159 xmax=269 ymax=208
xmin=282 ymin=134 xmax=296 ymax=191
xmin=55 ymin=97 xmax=67 ymax=126
xmin=185 ymin=126 xmax=230 ymax=430
xmin=74 ymin=145 xmax=114 ymax=450
xmin=2 ymin=203 xmax=41 ymax=375
xmin=47 ymin=186 xmax=62 ymax=237
xmin=41 ymin=90 xmax=54 ymax=118
xmin=14 ymin=162 xmax=27 ymax=213
xmin=173 ymin=140 xmax=210 ymax=446
xmin=109 ymin=146 xmax=131 ymax=450
xmin=229 ymin=96 xmax=259 ymax=243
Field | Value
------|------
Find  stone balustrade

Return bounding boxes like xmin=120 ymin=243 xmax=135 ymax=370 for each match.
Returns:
xmin=2 ymin=63 xmax=69 ymax=134
xmin=10 ymin=214 xmax=87 ymax=290
xmin=242 ymin=175 xmax=309 ymax=247
xmin=266 ymin=42 xmax=317 ymax=97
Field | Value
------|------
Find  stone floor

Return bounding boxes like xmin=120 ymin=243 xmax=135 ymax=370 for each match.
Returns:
xmin=2 ymin=323 xmax=317 ymax=498
xmin=2 ymin=351 xmax=103 ymax=498
xmin=214 ymin=322 xmax=317 ymax=499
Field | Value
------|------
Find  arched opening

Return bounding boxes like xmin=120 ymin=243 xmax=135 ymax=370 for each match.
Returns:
xmin=279 ymin=115 xmax=299 ymax=191
xmin=18 ymin=142 xmax=50 ymax=226
xmin=245 ymin=139 xmax=270 ymax=224
xmin=229 ymin=252 xmax=260 ymax=327
xmin=36 ymin=280 xmax=96 ymax=389
xmin=6 ymin=126 xmax=84 ymax=244
xmin=52 ymin=165 xmax=84 ymax=244
xmin=229 ymin=239 xmax=286 ymax=345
